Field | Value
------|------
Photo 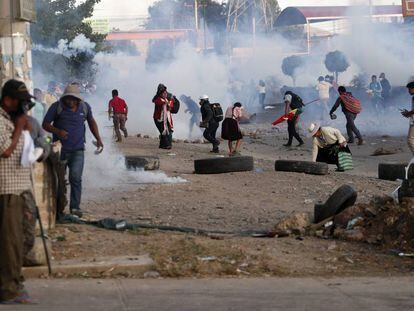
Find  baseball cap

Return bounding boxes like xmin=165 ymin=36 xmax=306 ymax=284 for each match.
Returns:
xmin=1 ymin=79 xmax=34 ymax=102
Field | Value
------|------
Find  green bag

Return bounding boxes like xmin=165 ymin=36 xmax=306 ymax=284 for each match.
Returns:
xmin=338 ymin=151 xmax=353 ymax=171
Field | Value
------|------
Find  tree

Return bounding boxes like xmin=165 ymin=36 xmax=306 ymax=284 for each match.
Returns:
xmin=324 ymin=50 xmax=350 ymax=82
xmin=31 ymin=0 xmax=106 ymax=83
xmin=146 ymin=0 xmax=227 ymax=62
xmin=281 ymin=55 xmax=303 ymax=86
xmin=146 ymin=0 xmax=226 ymax=31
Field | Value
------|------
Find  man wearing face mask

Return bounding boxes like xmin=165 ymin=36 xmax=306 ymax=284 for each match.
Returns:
xmin=43 ymin=84 xmax=103 ymax=218
xmin=0 ymin=79 xmax=37 ymax=304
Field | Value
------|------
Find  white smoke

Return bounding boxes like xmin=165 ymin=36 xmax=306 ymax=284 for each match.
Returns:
xmin=33 ymin=34 xmax=96 ymax=57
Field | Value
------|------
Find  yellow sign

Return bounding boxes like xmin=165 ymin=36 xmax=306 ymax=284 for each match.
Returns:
xmin=86 ymin=19 xmax=110 ymax=34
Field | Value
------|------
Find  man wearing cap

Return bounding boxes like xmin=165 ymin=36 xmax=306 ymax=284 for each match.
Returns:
xmin=43 ymin=84 xmax=103 ymax=218
xmin=0 ymin=79 xmax=36 ymax=304
xmin=401 ymin=81 xmax=414 ymax=155
xmin=199 ymin=95 xmax=220 ymax=153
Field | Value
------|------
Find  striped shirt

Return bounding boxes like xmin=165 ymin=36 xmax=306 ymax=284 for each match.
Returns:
xmin=0 ymin=108 xmax=32 ymax=195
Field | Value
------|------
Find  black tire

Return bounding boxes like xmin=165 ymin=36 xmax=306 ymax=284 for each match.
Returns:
xmin=314 ymin=185 xmax=357 ymax=223
xmin=399 ymin=179 xmax=414 ymax=200
xmin=275 ymin=160 xmax=328 ymax=175
xmin=378 ymin=163 xmax=414 ymax=181
xmin=194 ymin=156 xmax=254 ymax=174
xmin=125 ymin=156 xmax=160 ymax=171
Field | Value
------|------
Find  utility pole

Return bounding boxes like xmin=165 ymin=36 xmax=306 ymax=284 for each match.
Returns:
xmin=194 ymin=0 xmax=199 ymax=30
xmin=203 ymin=2 xmax=207 ymax=51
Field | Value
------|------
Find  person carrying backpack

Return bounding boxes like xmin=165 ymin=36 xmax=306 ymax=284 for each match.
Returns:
xmin=283 ymin=91 xmax=304 ymax=147
xmin=199 ymin=95 xmax=221 ymax=153
xmin=153 ymin=84 xmax=175 ymax=150
xmin=42 ymin=83 xmax=104 ymax=218
xmin=330 ymin=86 xmax=364 ymax=145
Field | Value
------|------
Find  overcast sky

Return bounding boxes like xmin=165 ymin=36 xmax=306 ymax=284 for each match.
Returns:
xmin=92 ymin=0 xmax=399 ymax=18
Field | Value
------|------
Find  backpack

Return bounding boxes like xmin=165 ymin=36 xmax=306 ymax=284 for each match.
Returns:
xmin=170 ymin=96 xmax=180 ymax=114
xmin=210 ymin=103 xmax=223 ymax=122
xmin=55 ymin=101 xmax=89 ymax=121
xmin=340 ymin=93 xmax=362 ymax=114
xmin=290 ymin=94 xmax=304 ymax=110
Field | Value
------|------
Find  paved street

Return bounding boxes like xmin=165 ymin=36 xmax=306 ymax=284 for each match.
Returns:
xmin=1 ymin=277 xmax=413 ymax=311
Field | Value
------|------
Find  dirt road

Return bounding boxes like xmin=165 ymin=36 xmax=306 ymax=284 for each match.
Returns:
xmin=45 ymin=120 xmax=414 ymax=278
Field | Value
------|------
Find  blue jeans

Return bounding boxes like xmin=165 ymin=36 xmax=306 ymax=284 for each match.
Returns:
xmin=60 ymin=150 xmax=84 ymax=211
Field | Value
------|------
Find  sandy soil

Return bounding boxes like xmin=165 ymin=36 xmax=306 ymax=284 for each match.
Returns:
xmin=48 ymin=114 xmax=414 ymax=277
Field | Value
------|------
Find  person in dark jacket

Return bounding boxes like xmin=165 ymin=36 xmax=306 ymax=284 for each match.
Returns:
xmin=283 ymin=91 xmax=304 ymax=147
xmin=153 ymin=84 xmax=174 ymax=149
xmin=330 ymin=86 xmax=364 ymax=145
xmin=379 ymin=73 xmax=391 ymax=106
xmin=199 ymin=95 xmax=220 ymax=153
xmin=180 ymin=95 xmax=200 ymax=138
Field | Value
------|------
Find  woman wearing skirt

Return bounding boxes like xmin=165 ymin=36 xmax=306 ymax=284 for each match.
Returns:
xmin=222 ymin=102 xmax=244 ymax=156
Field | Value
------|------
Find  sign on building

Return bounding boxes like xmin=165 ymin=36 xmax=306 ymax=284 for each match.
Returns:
xmin=87 ymin=19 xmax=110 ymax=34
xmin=402 ymin=0 xmax=414 ymax=16
xmin=16 ymin=0 xmax=37 ymax=22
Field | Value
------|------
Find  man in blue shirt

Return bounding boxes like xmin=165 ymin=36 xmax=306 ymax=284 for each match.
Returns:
xmin=43 ymin=84 xmax=103 ymax=218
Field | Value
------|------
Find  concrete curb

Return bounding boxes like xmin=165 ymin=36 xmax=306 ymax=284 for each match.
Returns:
xmin=23 ymin=254 xmax=154 ymax=278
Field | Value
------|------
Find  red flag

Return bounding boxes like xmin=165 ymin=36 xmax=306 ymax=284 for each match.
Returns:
xmin=271 ymin=109 xmax=298 ymax=126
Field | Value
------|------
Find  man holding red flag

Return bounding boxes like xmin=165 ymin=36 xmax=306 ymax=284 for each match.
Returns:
xmin=274 ymin=91 xmax=304 ymax=147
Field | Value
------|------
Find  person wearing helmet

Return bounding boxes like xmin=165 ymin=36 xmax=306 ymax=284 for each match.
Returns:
xmin=283 ymin=91 xmax=304 ymax=147
xmin=199 ymin=95 xmax=220 ymax=153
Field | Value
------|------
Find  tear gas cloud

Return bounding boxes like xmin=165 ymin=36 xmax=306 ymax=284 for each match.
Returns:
xmin=82 ymin=135 xmax=187 ymax=190
xmin=34 ymin=5 xmax=414 ymax=141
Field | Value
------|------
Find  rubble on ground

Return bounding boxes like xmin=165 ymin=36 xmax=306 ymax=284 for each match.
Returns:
xmin=308 ymin=196 xmax=414 ymax=252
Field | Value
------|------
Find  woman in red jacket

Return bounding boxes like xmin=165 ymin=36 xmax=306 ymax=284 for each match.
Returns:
xmin=153 ymin=84 xmax=174 ymax=149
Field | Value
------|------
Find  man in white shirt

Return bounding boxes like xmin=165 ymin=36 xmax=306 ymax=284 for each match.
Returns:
xmin=316 ymin=76 xmax=331 ymax=121
xmin=308 ymin=123 xmax=352 ymax=171
xmin=401 ymin=81 xmax=414 ymax=155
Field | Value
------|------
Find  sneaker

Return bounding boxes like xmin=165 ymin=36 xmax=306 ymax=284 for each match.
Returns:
xmin=296 ymin=142 xmax=304 ymax=147
xmin=70 ymin=209 xmax=83 ymax=218
xmin=0 ymin=290 xmax=37 ymax=305
xmin=211 ymin=148 xmax=219 ymax=153
xmin=357 ymin=139 xmax=364 ymax=145
xmin=283 ymin=143 xmax=292 ymax=147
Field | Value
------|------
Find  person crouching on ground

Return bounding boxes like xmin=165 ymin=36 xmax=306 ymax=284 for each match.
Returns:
xmin=153 ymin=84 xmax=174 ymax=149
xmin=330 ymin=86 xmax=364 ymax=145
xmin=199 ymin=95 xmax=220 ymax=153
xmin=308 ymin=122 xmax=352 ymax=171
xmin=283 ymin=91 xmax=304 ymax=147
xmin=43 ymin=83 xmax=104 ymax=218
xmin=108 ymin=89 xmax=128 ymax=142
xmin=222 ymin=102 xmax=244 ymax=156
xmin=0 ymin=80 xmax=37 ymax=304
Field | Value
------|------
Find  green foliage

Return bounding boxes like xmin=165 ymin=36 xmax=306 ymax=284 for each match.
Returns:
xmin=281 ymin=55 xmax=304 ymax=85
xmin=31 ymin=0 xmax=106 ymax=83
xmin=324 ymin=50 xmax=350 ymax=81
